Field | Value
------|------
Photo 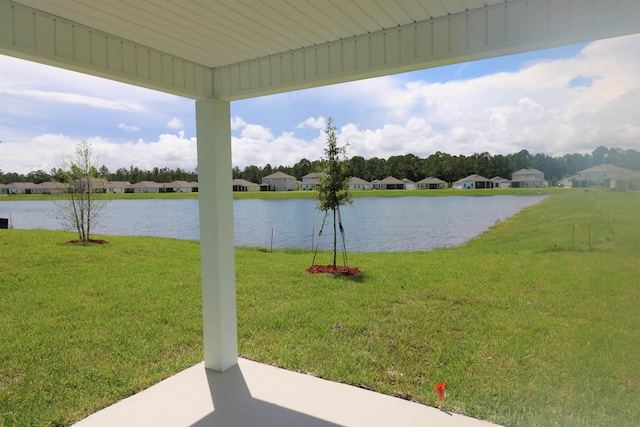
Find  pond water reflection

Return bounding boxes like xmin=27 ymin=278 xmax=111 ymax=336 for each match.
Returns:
xmin=0 ymin=195 xmax=545 ymax=252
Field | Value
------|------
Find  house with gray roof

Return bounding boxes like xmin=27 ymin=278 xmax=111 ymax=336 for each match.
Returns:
xmin=572 ymin=164 xmax=635 ymax=188
xmin=401 ymin=178 xmax=416 ymax=190
xmin=32 ymin=181 xmax=66 ymax=194
xmin=379 ymin=176 xmax=405 ymax=190
xmin=130 ymin=181 xmax=164 ymax=193
xmin=416 ymin=177 xmax=447 ymax=189
xmin=105 ymin=181 xmax=131 ymax=193
xmin=165 ymin=180 xmax=196 ymax=193
xmin=510 ymin=168 xmax=548 ymax=188
xmin=261 ymin=172 xmax=297 ymax=191
xmin=0 ymin=183 xmax=9 ymax=194
xmin=453 ymin=174 xmax=493 ymax=189
xmin=299 ymin=172 xmax=325 ymax=190
xmin=6 ymin=182 xmax=34 ymax=194
xmin=348 ymin=177 xmax=372 ymax=190
xmin=232 ymin=179 xmax=259 ymax=192
xmin=490 ymin=176 xmax=511 ymax=188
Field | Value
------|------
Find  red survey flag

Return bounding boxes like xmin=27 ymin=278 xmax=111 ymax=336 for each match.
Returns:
xmin=434 ymin=382 xmax=446 ymax=401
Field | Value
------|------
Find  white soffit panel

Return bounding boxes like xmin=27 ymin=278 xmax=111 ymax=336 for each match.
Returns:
xmin=2 ymin=0 xmax=639 ymax=100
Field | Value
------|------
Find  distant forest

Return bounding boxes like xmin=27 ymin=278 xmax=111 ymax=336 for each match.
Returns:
xmin=2 ymin=146 xmax=639 ymax=186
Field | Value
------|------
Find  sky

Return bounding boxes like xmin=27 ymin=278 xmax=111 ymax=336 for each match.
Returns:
xmin=0 ymin=33 xmax=639 ymax=175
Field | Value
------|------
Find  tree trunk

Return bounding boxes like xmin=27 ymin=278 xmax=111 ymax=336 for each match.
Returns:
xmin=332 ymin=208 xmax=337 ymax=268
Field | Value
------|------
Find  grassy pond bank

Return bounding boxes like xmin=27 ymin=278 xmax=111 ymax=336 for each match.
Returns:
xmin=0 ymin=189 xmax=638 ymax=426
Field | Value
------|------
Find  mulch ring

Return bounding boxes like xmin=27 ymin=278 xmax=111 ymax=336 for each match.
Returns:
xmin=66 ymin=239 xmax=109 ymax=245
xmin=306 ymin=264 xmax=362 ymax=276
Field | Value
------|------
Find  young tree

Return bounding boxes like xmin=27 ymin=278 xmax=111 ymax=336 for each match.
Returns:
xmin=54 ymin=140 xmax=108 ymax=243
xmin=315 ymin=117 xmax=353 ymax=268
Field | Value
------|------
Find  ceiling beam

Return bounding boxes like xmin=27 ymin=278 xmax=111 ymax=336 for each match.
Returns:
xmin=0 ymin=0 xmax=213 ymax=99
xmin=1 ymin=0 xmax=638 ymax=101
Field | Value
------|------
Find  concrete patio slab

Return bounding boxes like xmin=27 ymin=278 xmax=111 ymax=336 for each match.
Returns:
xmin=74 ymin=358 xmax=502 ymax=427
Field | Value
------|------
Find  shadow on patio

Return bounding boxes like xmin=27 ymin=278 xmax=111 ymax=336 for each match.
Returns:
xmin=74 ymin=358 xmax=501 ymax=427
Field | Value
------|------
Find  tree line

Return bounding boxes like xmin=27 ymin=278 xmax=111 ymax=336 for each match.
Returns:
xmin=233 ymin=146 xmax=640 ymax=185
xmin=0 ymin=165 xmax=198 ymax=185
xmin=2 ymin=146 xmax=638 ymax=186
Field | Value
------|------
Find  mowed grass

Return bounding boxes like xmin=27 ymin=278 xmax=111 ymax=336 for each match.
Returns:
xmin=1 ymin=189 xmax=639 ymax=426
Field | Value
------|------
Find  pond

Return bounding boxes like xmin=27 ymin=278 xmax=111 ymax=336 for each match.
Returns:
xmin=0 ymin=195 xmax=546 ymax=252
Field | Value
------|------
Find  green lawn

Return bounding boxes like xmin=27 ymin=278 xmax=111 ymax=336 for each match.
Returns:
xmin=1 ymin=189 xmax=638 ymax=426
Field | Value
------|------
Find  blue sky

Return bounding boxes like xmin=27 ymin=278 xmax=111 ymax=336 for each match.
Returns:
xmin=1 ymin=33 xmax=638 ymax=175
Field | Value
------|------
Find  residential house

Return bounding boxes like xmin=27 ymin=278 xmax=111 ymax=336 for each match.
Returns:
xmin=510 ymin=168 xmax=548 ymax=188
xmin=348 ymin=177 xmax=372 ymax=190
xmin=453 ymin=174 xmax=493 ymax=189
xmin=165 ymin=180 xmax=195 ymax=193
xmin=416 ymin=177 xmax=447 ymax=189
xmin=490 ymin=176 xmax=511 ymax=188
xmin=261 ymin=171 xmax=297 ymax=191
xmin=32 ymin=181 xmax=66 ymax=194
xmin=299 ymin=172 xmax=323 ymax=191
xmin=6 ymin=182 xmax=33 ymax=194
xmin=75 ymin=177 xmax=107 ymax=192
xmin=0 ymin=183 xmax=9 ymax=194
xmin=401 ymin=178 xmax=416 ymax=190
xmin=232 ymin=179 xmax=260 ymax=192
xmin=612 ymin=170 xmax=640 ymax=190
xmin=105 ymin=181 xmax=131 ymax=193
xmin=572 ymin=164 xmax=635 ymax=188
xmin=371 ymin=179 xmax=381 ymax=190
xmin=130 ymin=181 xmax=164 ymax=193
xmin=379 ymin=176 xmax=405 ymax=190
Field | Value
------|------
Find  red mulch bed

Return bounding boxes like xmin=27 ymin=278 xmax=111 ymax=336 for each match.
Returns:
xmin=306 ymin=264 xmax=362 ymax=276
xmin=66 ymin=239 xmax=109 ymax=244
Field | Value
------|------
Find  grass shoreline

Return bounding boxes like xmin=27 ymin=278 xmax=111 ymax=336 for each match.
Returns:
xmin=1 ymin=189 xmax=638 ymax=426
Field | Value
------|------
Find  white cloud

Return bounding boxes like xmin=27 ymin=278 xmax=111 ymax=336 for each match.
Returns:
xmin=231 ymin=116 xmax=247 ymax=130
xmin=296 ymin=116 xmax=326 ymax=129
xmin=118 ymin=123 xmax=140 ymax=132
xmin=167 ymin=117 xmax=183 ymax=129
xmin=0 ymin=132 xmax=197 ymax=174
xmin=232 ymin=131 xmax=323 ymax=169
xmin=241 ymin=124 xmax=274 ymax=140
xmin=1 ymin=87 xmax=144 ymax=111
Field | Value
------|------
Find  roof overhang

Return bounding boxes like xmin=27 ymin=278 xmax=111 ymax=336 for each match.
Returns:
xmin=2 ymin=0 xmax=639 ymax=101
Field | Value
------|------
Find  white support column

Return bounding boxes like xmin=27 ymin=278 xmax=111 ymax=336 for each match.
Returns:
xmin=195 ymin=97 xmax=238 ymax=372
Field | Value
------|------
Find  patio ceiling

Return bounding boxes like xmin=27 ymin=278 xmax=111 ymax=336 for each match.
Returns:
xmin=3 ymin=0 xmax=639 ymax=100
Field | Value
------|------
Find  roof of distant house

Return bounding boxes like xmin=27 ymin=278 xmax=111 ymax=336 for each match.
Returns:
xmin=263 ymin=171 xmax=296 ymax=180
xmin=380 ymin=176 xmax=404 ymax=184
xmin=578 ymin=163 xmax=634 ymax=174
xmin=513 ymin=168 xmax=544 ymax=175
xmin=130 ymin=181 xmax=164 ymax=188
xmin=37 ymin=181 xmax=66 ymax=189
xmin=490 ymin=176 xmax=510 ymax=183
xmin=454 ymin=174 xmax=490 ymax=183
xmin=166 ymin=180 xmax=194 ymax=187
xmin=232 ymin=179 xmax=259 ymax=186
xmin=106 ymin=181 xmax=131 ymax=187
xmin=348 ymin=177 xmax=370 ymax=185
xmin=303 ymin=172 xmax=324 ymax=179
xmin=417 ymin=177 xmax=447 ymax=184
